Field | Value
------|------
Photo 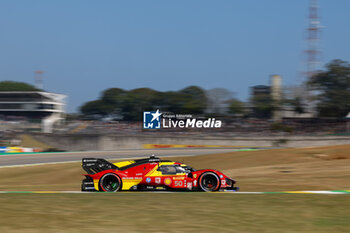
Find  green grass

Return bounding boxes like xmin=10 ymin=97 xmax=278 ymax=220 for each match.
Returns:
xmin=0 ymin=193 xmax=350 ymax=233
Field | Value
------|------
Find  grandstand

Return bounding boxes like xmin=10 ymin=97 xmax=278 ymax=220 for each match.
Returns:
xmin=0 ymin=91 xmax=66 ymax=133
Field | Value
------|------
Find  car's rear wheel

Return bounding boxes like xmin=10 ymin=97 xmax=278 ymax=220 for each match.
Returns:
xmin=99 ymin=173 xmax=122 ymax=192
xmin=199 ymin=172 xmax=220 ymax=192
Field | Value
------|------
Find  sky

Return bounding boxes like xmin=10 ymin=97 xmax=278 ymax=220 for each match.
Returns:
xmin=0 ymin=0 xmax=350 ymax=113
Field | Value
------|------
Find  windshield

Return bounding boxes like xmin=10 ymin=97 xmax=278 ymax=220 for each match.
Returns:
xmin=177 ymin=165 xmax=195 ymax=173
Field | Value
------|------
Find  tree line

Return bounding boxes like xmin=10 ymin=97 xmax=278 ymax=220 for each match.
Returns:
xmin=80 ymin=86 xmax=211 ymax=121
xmin=80 ymin=59 xmax=350 ymax=120
xmin=1 ymin=59 xmax=349 ymax=120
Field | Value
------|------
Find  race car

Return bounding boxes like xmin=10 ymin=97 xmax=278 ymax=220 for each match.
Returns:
xmin=81 ymin=155 xmax=239 ymax=192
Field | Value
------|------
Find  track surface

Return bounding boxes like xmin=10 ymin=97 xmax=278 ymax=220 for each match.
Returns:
xmin=0 ymin=148 xmax=239 ymax=167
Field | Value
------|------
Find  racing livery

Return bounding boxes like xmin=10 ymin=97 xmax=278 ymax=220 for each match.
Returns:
xmin=81 ymin=155 xmax=239 ymax=192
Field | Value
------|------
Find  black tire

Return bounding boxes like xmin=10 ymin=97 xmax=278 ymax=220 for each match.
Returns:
xmin=199 ymin=172 xmax=220 ymax=192
xmin=99 ymin=173 xmax=122 ymax=192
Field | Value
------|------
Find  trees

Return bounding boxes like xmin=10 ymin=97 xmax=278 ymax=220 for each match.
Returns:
xmin=250 ymin=94 xmax=274 ymax=119
xmin=206 ymin=88 xmax=233 ymax=114
xmin=122 ymin=88 xmax=160 ymax=121
xmin=101 ymin=88 xmax=127 ymax=106
xmin=80 ymin=86 xmax=208 ymax=120
xmin=179 ymin=86 xmax=207 ymax=114
xmin=80 ymin=100 xmax=112 ymax=117
xmin=228 ymin=98 xmax=245 ymax=116
xmin=0 ymin=81 xmax=41 ymax=91
xmin=308 ymin=59 xmax=350 ymax=117
xmin=289 ymin=97 xmax=304 ymax=114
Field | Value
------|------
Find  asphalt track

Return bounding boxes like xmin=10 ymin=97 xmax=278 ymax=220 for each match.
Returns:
xmin=0 ymin=148 xmax=241 ymax=167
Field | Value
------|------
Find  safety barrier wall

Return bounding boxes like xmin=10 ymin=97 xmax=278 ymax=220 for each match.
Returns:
xmin=0 ymin=146 xmax=42 ymax=153
xmin=30 ymin=133 xmax=350 ymax=151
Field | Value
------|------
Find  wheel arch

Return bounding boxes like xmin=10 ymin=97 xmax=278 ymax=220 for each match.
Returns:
xmin=99 ymin=172 xmax=123 ymax=192
xmin=198 ymin=171 xmax=221 ymax=192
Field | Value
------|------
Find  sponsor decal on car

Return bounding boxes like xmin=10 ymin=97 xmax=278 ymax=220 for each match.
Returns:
xmin=164 ymin=178 xmax=172 ymax=185
xmin=193 ymin=180 xmax=197 ymax=186
xmin=173 ymin=177 xmax=185 ymax=180
xmin=187 ymin=182 xmax=193 ymax=190
xmin=155 ymin=177 xmax=161 ymax=184
xmin=193 ymin=174 xmax=197 ymax=178
xmin=122 ymin=177 xmax=142 ymax=180
xmin=221 ymin=180 xmax=226 ymax=185
xmin=146 ymin=177 xmax=151 ymax=183
xmin=174 ymin=180 xmax=183 ymax=187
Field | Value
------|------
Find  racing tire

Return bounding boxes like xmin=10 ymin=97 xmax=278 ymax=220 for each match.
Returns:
xmin=99 ymin=173 xmax=122 ymax=192
xmin=198 ymin=172 xmax=220 ymax=192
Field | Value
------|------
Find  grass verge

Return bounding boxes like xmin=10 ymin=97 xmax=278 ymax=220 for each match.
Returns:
xmin=0 ymin=193 xmax=350 ymax=233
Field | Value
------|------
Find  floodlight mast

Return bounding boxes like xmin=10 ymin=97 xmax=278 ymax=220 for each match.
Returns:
xmin=305 ymin=0 xmax=322 ymax=81
xmin=34 ymin=70 xmax=44 ymax=90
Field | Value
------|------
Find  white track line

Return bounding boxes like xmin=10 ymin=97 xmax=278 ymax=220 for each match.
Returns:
xmin=0 ymin=154 xmax=194 ymax=168
xmin=0 ymin=160 xmax=81 ymax=168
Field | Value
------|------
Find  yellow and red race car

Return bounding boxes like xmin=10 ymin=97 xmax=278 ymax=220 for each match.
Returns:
xmin=81 ymin=155 xmax=239 ymax=192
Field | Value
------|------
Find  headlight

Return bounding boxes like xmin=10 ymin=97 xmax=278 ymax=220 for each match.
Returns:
xmin=225 ymin=178 xmax=235 ymax=186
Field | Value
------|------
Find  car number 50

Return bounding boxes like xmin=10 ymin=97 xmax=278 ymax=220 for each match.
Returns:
xmin=174 ymin=181 xmax=183 ymax=187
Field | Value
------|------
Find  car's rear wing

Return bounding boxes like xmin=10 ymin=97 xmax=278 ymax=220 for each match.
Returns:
xmin=82 ymin=158 xmax=118 ymax=174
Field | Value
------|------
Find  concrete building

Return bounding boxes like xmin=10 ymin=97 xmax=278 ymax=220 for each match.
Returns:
xmin=250 ymin=75 xmax=316 ymax=120
xmin=282 ymin=85 xmax=316 ymax=119
xmin=270 ymin=75 xmax=282 ymax=102
xmin=270 ymin=75 xmax=283 ymax=121
xmin=0 ymin=91 xmax=66 ymax=133
xmin=251 ymin=85 xmax=270 ymax=97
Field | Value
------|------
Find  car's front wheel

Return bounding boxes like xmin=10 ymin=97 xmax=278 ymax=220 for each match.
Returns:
xmin=99 ymin=173 xmax=122 ymax=192
xmin=199 ymin=172 xmax=220 ymax=192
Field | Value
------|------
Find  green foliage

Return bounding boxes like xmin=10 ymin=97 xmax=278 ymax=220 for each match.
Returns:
xmin=80 ymin=86 xmax=208 ymax=120
xmin=179 ymin=86 xmax=207 ymax=114
xmin=270 ymin=123 xmax=293 ymax=133
xmin=101 ymin=88 xmax=127 ymax=105
xmin=289 ymin=97 xmax=304 ymax=114
xmin=308 ymin=59 xmax=350 ymax=117
xmin=80 ymin=100 xmax=114 ymax=116
xmin=0 ymin=81 xmax=41 ymax=91
xmin=228 ymin=98 xmax=245 ymax=115
xmin=283 ymin=96 xmax=304 ymax=114
xmin=122 ymin=88 xmax=160 ymax=121
xmin=250 ymin=94 xmax=274 ymax=119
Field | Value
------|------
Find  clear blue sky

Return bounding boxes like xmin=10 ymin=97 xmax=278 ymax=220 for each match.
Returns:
xmin=0 ymin=0 xmax=349 ymax=112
